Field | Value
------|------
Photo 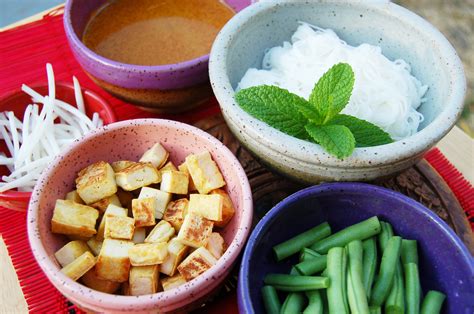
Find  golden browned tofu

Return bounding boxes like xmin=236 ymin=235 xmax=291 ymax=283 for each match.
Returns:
xmin=185 ymin=151 xmax=225 ymax=194
xmin=160 ymin=170 xmax=189 ymax=195
xmin=104 ymin=215 xmax=135 ymax=240
xmin=116 ymin=188 xmax=134 ymax=210
xmin=76 ymin=161 xmax=117 ymax=204
xmin=97 ymin=204 xmax=128 ymax=241
xmin=129 ymin=242 xmax=168 ymax=266
xmin=96 ymin=239 xmax=134 ymax=282
xmin=132 ymin=197 xmax=156 ymax=227
xmin=178 ymin=162 xmax=197 ymax=192
xmin=161 ymin=274 xmax=187 ymax=291
xmin=177 ymin=247 xmax=217 ymax=281
xmin=86 ymin=237 xmax=103 ymax=256
xmin=145 ymin=220 xmax=175 ymax=243
xmin=160 ymin=237 xmax=189 ymax=276
xmin=163 ymin=198 xmax=188 ymax=231
xmin=90 ymin=194 xmax=122 ymax=215
xmin=209 ymin=189 xmax=236 ymax=228
xmin=111 ymin=160 xmax=138 ymax=173
xmin=129 ymin=265 xmax=159 ymax=296
xmin=176 ymin=213 xmax=213 ymax=248
xmin=115 ymin=162 xmax=161 ymax=191
xmin=122 ymin=281 xmax=131 ymax=296
xmin=160 ymin=161 xmax=177 ymax=172
xmin=205 ymin=232 xmax=226 ymax=259
xmin=55 ymin=240 xmax=90 ymax=267
xmin=138 ymin=187 xmax=171 ymax=219
xmin=81 ymin=267 xmax=121 ymax=294
xmin=139 ymin=142 xmax=169 ymax=169
xmin=132 ymin=227 xmax=146 ymax=244
xmin=51 ymin=200 xmax=99 ymax=238
xmin=60 ymin=251 xmax=96 ymax=281
xmin=65 ymin=190 xmax=84 ymax=204
xmin=188 ymin=194 xmax=223 ymax=222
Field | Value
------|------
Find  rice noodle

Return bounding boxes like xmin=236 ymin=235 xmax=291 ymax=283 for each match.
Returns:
xmin=237 ymin=23 xmax=428 ymax=140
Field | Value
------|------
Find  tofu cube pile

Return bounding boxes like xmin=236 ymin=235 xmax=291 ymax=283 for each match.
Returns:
xmin=50 ymin=143 xmax=235 ymax=295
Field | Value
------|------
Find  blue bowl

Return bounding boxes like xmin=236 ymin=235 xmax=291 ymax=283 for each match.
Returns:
xmin=238 ymin=183 xmax=474 ymax=313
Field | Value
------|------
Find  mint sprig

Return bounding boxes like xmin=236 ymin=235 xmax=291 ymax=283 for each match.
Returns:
xmin=235 ymin=63 xmax=393 ymax=159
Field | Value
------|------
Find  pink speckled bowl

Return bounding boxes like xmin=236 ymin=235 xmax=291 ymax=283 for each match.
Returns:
xmin=27 ymin=119 xmax=253 ymax=313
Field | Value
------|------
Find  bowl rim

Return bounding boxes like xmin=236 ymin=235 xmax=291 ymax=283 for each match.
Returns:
xmin=27 ymin=118 xmax=253 ymax=310
xmin=209 ymin=0 xmax=466 ymax=168
xmin=0 ymin=81 xmax=116 ymax=200
xmin=237 ymin=182 xmax=474 ymax=313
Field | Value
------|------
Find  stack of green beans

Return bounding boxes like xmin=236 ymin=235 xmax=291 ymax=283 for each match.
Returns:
xmin=261 ymin=216 xmax=446 ymax=314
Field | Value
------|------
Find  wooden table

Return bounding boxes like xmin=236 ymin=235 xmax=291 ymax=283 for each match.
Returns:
xmin=1 ymin=6 xmax=473 ymax=314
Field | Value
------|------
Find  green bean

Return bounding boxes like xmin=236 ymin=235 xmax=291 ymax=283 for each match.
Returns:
xmin=346 ymin=240 xmax=369 ymax=314
xmin=321 ymin=268 xmax=328 ymax=277
xmin=264 ymin=274 xmax=329 ymax=291
xmin=341 ymin=247 xmax=349 ymax=314
xmin=295 ymin=255 xmax=327 ymax=275
xmin=401 ymin=239 xmax=418 ymax=265
xmin=289 ymin=266 xmax=301 ymax=275
xmin=311 ymin=217 xmax=381 ymax=254
xmin=385 ymin=262 xmax=405 ymax=314
xmin=369 ymin=306 xmax=382 ymax=314
xmin=404 ymin=263 xmax=420 ymax=314
xmin=299 ymin=248 xmax=321 ymax=262
xmin=303 ymin=290 xmax=323 ymax=314
xmin=273 ymin=222 xmax=332 ymax=261
xmin=370 ymin=236 xmax=402 ymax=306
xmin=420 ymin=290 xmax=446 ymax=314
xmin=281 ymin=292 xmax=305 ymax=314
xmin=378 ymin=221 xmax=394 ymax=251
xmin=327 ymin=247 xmax=348 ymax=314
xmin=262 ymin=286 xmax=281 ymax=314
xmin=362 ymin=238 xmax=378 ymax=299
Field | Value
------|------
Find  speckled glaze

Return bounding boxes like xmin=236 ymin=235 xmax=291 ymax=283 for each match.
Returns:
xmin=209 ymin=0 xmax=466 ymax=183
xmin=27 ymin=119 xmax=253 ymax=313
xmin=238 ymin=183 xmax=474 ymax=314
xmin=63 ymin=0 xmax=253 ymax=111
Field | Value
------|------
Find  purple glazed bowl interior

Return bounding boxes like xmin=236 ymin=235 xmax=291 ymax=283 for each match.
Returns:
xmin=238 ymin=183 xmax=474 ymax=314
xmin=63 ymin=0 xmax=254 ymax=91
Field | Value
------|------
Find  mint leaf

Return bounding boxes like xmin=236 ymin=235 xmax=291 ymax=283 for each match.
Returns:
xmin=305 ymin=124 xmax=355 ymax=159
xmin=309 ymin=63 xmax=354 ymax=123
xmin=235 ymin=85 xmax=310 ymax=140
xmin=296 ymin=101 xmax=323 ymax=125
xmin=328 ymin=114 xmax=393 ymax=147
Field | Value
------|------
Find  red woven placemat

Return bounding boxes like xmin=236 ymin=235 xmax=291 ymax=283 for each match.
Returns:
xmin=0 ymin=8 xmax=472 ymax=313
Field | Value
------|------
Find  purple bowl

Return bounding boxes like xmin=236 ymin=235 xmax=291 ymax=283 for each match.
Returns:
xmin=238 ymin=183 xmax=474 ymax=314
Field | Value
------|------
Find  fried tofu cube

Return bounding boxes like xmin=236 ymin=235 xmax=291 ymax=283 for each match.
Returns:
xmin=132 ymin=198 xmax=156 ymax=227
xmin=86 ymin=237 xmax=103 ymax=256
xmin=90 ymin=194 xmax=122 ymax=215
xmin=81 ymin=267 xmax=121 ymax=294
xmin=185 ymin=151 xmax=225 ymax=194
xmin=206 ymin=232 xmax=226 ymax=259
xmin=163 ymin=198 xmax=188 ymax=231
xmin=122 ymin=281 xmax=131 ymax=295
xmin=160 ymin=237 xmax=189 ymax=276
xmin=97 ymin=204 xmax=128 ymax=241
xmin=104 ymin=215 xmax=135 ymax=240
xmin=76 ymin=161 xmax=117 ymax=204
xmin=178 ymin=162 xmax=197 ymax=192
xmin=129 ymin=265 xmax=159 ymax=296
xmin=160 ymin=161 xmax=177 ymax=172
xmin=138 ymin=187 xmax=171 ymax=219
xmin=161 ymin=274 xmax=187 ymax=291
xmin=51 ymin=200 xmax=99 ymax=238
xmin=96 ymin=239 xmax=134 ymax=282
xmin=177 ymin=213 xmax=213 ymax=248
xmin=60 ymin=251 xmax=96 ymax=281
xmin=177 ymin=247 xmax=217 ymax=281
xmin=115 ymin=162 xmax=161 ymax=191
xmin=139 ymin=143 xmax=169 ymax=169
xmin=209 ymin=189 xmax=236 ymax=227
xmin=111 ymin=160 xmax=138 ymax=172
xmin=188 ymin=194 xmax=223 ymax=222
xmin=129 ymin=242 xmax=168 ymax=266
xmin=65 ymin=190 xmax=84 ymax=204
xmin=132 ymin=227 xmax=146 ymax=244
xmin=145 ymin=220 xmax=175 ymax=243
xmin=54 ymin=240 xmax=90 ymax=267
xmin=160 ymin=170 xmax=188 ymax=195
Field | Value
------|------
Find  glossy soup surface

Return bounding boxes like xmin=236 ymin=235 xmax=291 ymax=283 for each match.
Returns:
xmin=82 ymin=0 xmax=234 ymax=66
